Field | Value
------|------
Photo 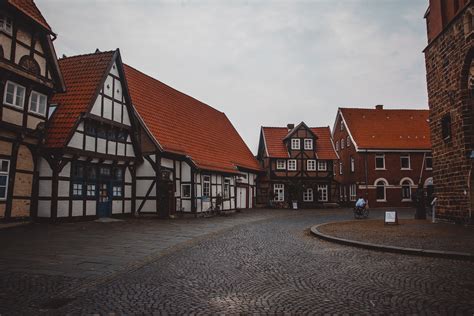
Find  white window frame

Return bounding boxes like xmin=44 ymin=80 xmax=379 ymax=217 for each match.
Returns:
xmin=86 ymin=184 xmax=96 ymax=197
xmin=0 ymin=15 xmax=13 ymax=35
xmin=291 ymin=138 xmax=300 ymax=150
xmin=375 ymin=154 xmax=385 ymax=170
xmin=273 ymin=184 xmax=284 ymax=202
xmin=306 ymin=160 xmax=316 ymax=171
xmin=317 ymin=160 xmax=327 ymax=171
xmin=72 ymin=183 xmax=83 ymax=196
xmin=0 ymin=159 xmax=10 ymax=200
xmin=349 ymin=184 xmax=357 ymax=201
xmin=341 ymin=139 xmax=345 ymax=149
xmin=401 ymin=180 xmax=412 ymax=201
xmin=350 ymin=156 xmax=355 ymax=173
xmin=288 ymin=159 xmax=297 ymax=171
xmin=400 ymin=154 xmax=411 ymax=170
xmin=203 ymin=175 xmax=210 ymax=197
xmin=276 ymin=160 xmax=286 ymax=170
xmin=28 ymin=91 xmax=48 ymax=116
xmin=425 ymin=155 xmax=433 ymax=170
xmin=304 ymin=138 xmax=313 ymax=150
xmin=339 ymin=162 xmax=343 ymax=175
xmin=346 ymin=136 xmax=350 ymax=147
xmin=335 ymin=141 xmax=339 ymax=151
xmin=223 ymin=178 xmax=231 ymax=199
xmin=375 ymin=179 xmax=388 ymax=202
xmin=3 ymin=81 xmax=26 ymax=109
xmin=340 ymin=121 xmax=344 ymax=131
xmin=318 ymin=185 xmax=328 ymax=202
xmin=181 ymin=184 xmax=191 ymax=198
xmin=303 ymin=188 xmax=313 ymax=202
xmin=113 ymin=185 xmax=122 ymax=197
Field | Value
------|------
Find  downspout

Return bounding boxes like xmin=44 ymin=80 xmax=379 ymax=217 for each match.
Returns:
xmin=419 ymin=152 xmax=426 ymax=185
xmin=364 ymin=150 xmax=369 ymax=201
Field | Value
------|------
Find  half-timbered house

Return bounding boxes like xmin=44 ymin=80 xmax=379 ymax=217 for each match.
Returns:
xmin=0 ymin=0 xmax=64 ymax=220
xmin=36 ymin=50 xmax=150 ymax=220
xmin=256 ymin=123 xmax=339 ymax=208
xmin=124 ymin=65 xmax=261 ymax=217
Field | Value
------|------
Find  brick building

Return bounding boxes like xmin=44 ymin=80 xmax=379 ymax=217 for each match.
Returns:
xmin=332 ymin=106 xmax=433 ymax=208
xmin=424 ymin=0 xmax=474 ymax=223
xmin=256 ymin=122 xmax=338 ymax=208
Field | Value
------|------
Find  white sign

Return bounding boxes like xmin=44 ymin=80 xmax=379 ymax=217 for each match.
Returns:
xmin=385 ymin=211 xmax=397 ymax=224
xmin=292 ymin=201 xmax=298 ymax=210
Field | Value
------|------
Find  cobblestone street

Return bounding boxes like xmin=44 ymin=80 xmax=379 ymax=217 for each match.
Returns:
xmin=1 ymin=209 xmax=473 ymax=314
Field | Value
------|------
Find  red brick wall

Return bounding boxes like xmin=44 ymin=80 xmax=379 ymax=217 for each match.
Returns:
xmin=424 ymin=2 xmax=474 ymax=222
xmin=426 ymin=0 xmax=469 ymax=43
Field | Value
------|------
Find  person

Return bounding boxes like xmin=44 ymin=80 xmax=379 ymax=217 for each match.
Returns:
xmin=355 ymin=196 xmax=366 ymax=209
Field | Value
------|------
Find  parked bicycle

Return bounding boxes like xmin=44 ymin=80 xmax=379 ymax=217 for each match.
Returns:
xmin=353 ymin=206 xmax=369 ymax=219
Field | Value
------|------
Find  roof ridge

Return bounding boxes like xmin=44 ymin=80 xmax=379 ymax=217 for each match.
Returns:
xmin=340 ymin=107 xmax=429 ymax=112
xmin=58 ymin=50 xmax=116 ymax=61
xmin=124 ymin=63 xmax=225 ymax=115
xmin=262 ymin=126 xmax=330 ymax=129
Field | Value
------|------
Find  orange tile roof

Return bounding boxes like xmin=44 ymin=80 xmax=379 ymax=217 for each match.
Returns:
xmin=46 ymin=51 xmax=115 ymax=147
xmin=124 ymin=64 xmax=261 ymax=174
xmin=8 ymin=0 xmax=52 ymax=33
xmin=339 ymin=107 xmax=431 ymax=150
xmin=262 ymin=126 xmax=338 ymax=160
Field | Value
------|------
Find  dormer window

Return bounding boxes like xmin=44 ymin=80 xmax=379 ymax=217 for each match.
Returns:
xmin=304 ymin=139 xmax=313 ymax=150
xmin=291 ymin=139 xmax=300 ymax=150
xmin=0 ymin=15 xmax=13 ymax=35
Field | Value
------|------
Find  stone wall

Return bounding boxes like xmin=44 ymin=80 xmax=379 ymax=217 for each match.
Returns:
xmin=424 ymin=4 xmax=474 ymax=222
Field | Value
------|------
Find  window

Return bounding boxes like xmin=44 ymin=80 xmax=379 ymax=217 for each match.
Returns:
xmin=107 ymin=129 xmax=117 ymax=141
xmin=274 ymin=184 xmax=284 ymax=202
xmin=223 ymin=178 xmax=230 ymax=199
xmin=73 ymin=183 xmax=83 ymax=196
xmin=336 ymin=141 xmax=339 ymax=151
xmin=117 ymin=131 xmax=128 ymax=142
xmin=441 ymin=114 xmax=451 ymax=140
xmin=29 ymin=91 xmax=47 ymax=116
xmin=350 ymin=156 xmax=355 ymax=172
xmin=341 ymin=139 xmax=345 ymax=149
xmin=113 ymin=186 xmax=122 ymax=197
xmin=0 ymin=160 xmax=9 ymax=199
xmin=0 ymin=15 xmax=12 ymax=35
xmin=425 ymin=154 xmax=433 ymax=170
xmin=87 ymin=166 xmax=97 ymax=180
xmin=72 ymin=163 xmax=84 ymax=178
xmin=288 ymin=159 xmax=297 ymax=171
xmin=340 ymin=121 xmax=344 ymax=131
xmin=303 ymin=188 xmax=313 ymax=202
xmin=307 ymin=160 xmax=316 ymax=171
xmin=317 ymin=160 xmax=327 ymax=171
xmin=182 ymin=184 xmax=191 ymax=198
xmin=97 ymin=127 xmax=107 ymax=139
xmin=203 ymin=175 xmax=210 ymax=197
xmin=114 ymin=168 xmax=123 ymax=181
xmin=349 ymin=184 xmax=356 ymax=201
xmin=85 ymin=122 xmax=97 ymax=136
xmin=304 ymin=139 xmax=313 ymax=150
xmin=400 ymin=154 xmax=411 ymax=170
xmin=401 ymin=180 xmax=412 ymax=200
xmin=100 ymin=167 xmax=111 ymax=176
xmin=87 ymin=184 xmax=96 ymax=197
xmin=48 ymin=105 xmax=57 ymax=119
xmin=339 ymin=162 xmax=343 ymax=175
xmin=4 ymin=81 xmax=26 ymax=108
xmin=346 ymin=136 xmax=350 ymax=147
xmin=375 ymin=180 xmax=387 ymax=201
xmin=291 ymin=139 xmax=300 ymax=150
xmin=339 ymin=185 xmax=344 ymax=201
xmin=318 ymin=185 xmax=328 ymax=202
xmin=276 ymin=160 xmax=286 ymax=170
xmin=375 ymin=154 xmax=385 ymax=169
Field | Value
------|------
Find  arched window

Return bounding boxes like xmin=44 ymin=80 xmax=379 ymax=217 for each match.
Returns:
xmin=19 ymin=55 xmax=40 ymax=75
xmin=401 ymin=179 xmax=413 ymax=200
xmin=375 ymin=179 xmax=388 ymax=201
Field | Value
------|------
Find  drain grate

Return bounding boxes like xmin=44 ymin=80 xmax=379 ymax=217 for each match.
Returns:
xmin=39 ymin=297 xmax=76 ymax=309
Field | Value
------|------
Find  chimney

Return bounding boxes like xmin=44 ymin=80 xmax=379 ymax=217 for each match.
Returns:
xmin=287 ymin=123 xmax=295 ymax=131
xmin=375 ymin=104 xmax=384 ymax=110
xmin=95 ymin=48 xmax=101 ymax=53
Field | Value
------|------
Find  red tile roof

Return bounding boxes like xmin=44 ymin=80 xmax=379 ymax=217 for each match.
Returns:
xmin=8 ymin=0 xmax=52 ymax=33
xmin=339 ymin=107 xmax=431 ymax=150
xmin=46 ymin=51 xmax=115 ymax=147
xmin=262 ymin=126 xmax=338 ymax=160
xmin=124 ymin=64 xmax=261 ymax=174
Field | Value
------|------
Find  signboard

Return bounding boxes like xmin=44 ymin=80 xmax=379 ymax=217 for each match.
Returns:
xmin=384 ymin=211 xmax=398 ymax=225
xmin=292 ymin=201 xmax=298 ymax=210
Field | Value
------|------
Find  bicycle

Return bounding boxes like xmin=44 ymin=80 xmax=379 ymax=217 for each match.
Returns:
xmin=353 ymin=206 xmax=369 ymax=219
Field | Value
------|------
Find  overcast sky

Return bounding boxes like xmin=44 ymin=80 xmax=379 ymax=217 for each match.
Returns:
xmin=40 ymin=0 xmax=429 ymax=153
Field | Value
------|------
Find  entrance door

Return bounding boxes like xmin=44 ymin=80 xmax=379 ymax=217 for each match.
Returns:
xmin=237 ymin=187 xmax=247 ymax=209
xmin=98 ymin=182 xmax=112 ymax=217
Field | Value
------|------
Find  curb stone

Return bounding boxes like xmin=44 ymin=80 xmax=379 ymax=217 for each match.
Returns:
xmin=310 ymin=222 xmax=474 ymax=261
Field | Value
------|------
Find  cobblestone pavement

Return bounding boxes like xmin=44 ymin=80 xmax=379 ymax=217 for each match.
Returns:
xmin=1 ymin=209 xmax=474 ymax=314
